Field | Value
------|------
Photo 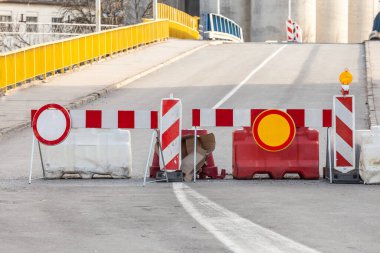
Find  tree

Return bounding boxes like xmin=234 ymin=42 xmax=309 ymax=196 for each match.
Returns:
xmin=60 ymin=0 xmax=153 ymax=26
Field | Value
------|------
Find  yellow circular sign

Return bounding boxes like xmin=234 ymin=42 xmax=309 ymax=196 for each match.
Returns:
xmin=252 ymin=110 xmax=296 ymax=152
xmin=339 ymin=70 xmax=353 ymax=85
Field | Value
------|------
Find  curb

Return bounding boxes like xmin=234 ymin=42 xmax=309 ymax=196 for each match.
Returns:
xmin=0 ymin=41 xmax=213 ymax=139
xmin=364 ymin=41 xmax=378 ymax=128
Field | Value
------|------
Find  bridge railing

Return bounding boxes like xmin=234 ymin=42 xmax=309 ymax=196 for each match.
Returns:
xmin=0 ymin=20 xmax=169 ymax=92
xmin=202 ymin=13 xmax=243 ymax=42
xmin=157 ymin=3 xmax=199 ymax=40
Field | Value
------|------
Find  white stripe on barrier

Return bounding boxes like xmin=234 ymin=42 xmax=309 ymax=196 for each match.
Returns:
xmin=135 ymin=111 xmax=150 ymax=129
xmin=305 ymin=109 xmax=322 ymax=127
xmin=102 ymin=110 xmax=118 ymax=129
xmin=233 ymin=109 xmax=250 ymax=127
xmin=201 ymin=109 xmax=216 ymax=127
xmin=335 ymin=134 xmax=354 ymax=165
xmin=335 ymin=101 xmax=353 ymax=129
xmin=161 ymin=102 xmax=181 ymax=133
xmin=70 ymin=110 xmax=86 ymax=128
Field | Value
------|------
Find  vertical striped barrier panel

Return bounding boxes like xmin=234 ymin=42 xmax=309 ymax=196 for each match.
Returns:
xmin=332 ymin=95 xmax=359 ymax=183
xmin=160 ymin=97 xmax=182 ymax=172
xmin=287 ymin=19 xmax=295 ymax=42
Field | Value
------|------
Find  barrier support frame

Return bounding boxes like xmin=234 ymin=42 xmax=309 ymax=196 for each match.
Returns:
xmin=28 ymin=133 xmax=46 ymax=184
xmin=143 ymin=129 xmax=169 ymax=186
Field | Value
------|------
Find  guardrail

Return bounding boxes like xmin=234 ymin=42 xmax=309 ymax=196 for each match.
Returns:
xmin=0 ymin=20 xmax=169 ymax=92
xmin=202 ymin=13 xmax=243 ymax=42
xmin=158 ymin=3 xmax=199 ymax=40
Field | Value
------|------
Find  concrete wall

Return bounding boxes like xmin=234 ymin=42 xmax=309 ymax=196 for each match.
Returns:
xmin=349 ymin=0 xmax=379 ymax=43
xmin=250 ymin=0 xmax=315 ymax=42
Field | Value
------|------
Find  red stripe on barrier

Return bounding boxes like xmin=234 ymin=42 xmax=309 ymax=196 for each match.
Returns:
xmin=165 ymin=154 xmax=180 ymax=171
xmin=161 ymin=119 xmax=180 ymax=150
xmin=250 ymin=109 xmax=265 ymax=126
xmin=192 ymin=109 xmax=200 ymax=127
xmin=336 ymin=117 xmax=353 ymax=147
xmin=216 ymin=109 xmax=233 ymax=127
xmin=151 ymin=111 xmax=158 ymax=129
xmin=323 ymin=109 xmax=332 ymax=127
xmin=86 ymin=110 xmax=102 ymax=128
xmin=336 ymin=151 xmax=352 ymax=167
xmin=287 ymin=109 xmax=305 ymax=127
xmin=337 ymin=97 xmax=353 ymax=112
xmin=118 ymin=111 xmax=134 ymax=128
xmin=31 ymin=110 xmax=37 ymax=122
xmin=162 ymin=100 xmax=179 ymax=116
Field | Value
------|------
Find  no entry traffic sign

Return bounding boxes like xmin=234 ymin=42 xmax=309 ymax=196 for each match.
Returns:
xmin=252 ymin=109 xmax=296 ymax=152
xmin=32 ymin=104 xmax=71 ymax=146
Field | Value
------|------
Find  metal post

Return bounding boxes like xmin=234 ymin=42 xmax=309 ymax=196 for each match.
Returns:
xmin=143 ymin=131 xmax=156 ymax=186
xmin=328 ymin=127 xmax=333 ymax=184
xmin=193 ymin=127 xmax=197 ymax=183
xmin=29 ymin=134 xmax=35 ymax=184
xmin=217 ymin=0 xmax=220 ymax=15
xmin=153 ymin=0 xmax=158 ymax=20
xmin=95 ymin=0 xmax=101 ymax=32
xmin=288 ymin=0 xmax=292 ymax=19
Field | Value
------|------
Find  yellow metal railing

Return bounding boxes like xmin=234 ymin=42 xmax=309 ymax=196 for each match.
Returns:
xmin=0 ymin=20 xmax=169 ymax=91
xmin=157 ymin=3 xmax=199 ymax=40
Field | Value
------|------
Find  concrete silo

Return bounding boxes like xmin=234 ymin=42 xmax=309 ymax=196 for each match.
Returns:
xmin=348 ymin=0 xmax=379 ymax=43
xmin=220 ymin=0 xmax=251 ymax=41
xmin=250 ymin=0 xmax=316 ymax=43
xmin=317 ymin=0 xmax=349 ymax=43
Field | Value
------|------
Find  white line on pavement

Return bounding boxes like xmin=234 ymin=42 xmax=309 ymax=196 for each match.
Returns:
xmin=173 ymin=183 xmax=320 ymax=253
xmin=213 ymin=45 xmax=287 ymax=109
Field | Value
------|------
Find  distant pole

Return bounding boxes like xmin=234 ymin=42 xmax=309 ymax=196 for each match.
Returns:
xmin=217 ymin=0 xmax=220 ymax=15
xmin=96 ymin=0 xmax=101 ymax=32
xmin=153 ymin=0 xmax=158 ymax=20
xmin=288 ymin=0 xmax=292 ymax=19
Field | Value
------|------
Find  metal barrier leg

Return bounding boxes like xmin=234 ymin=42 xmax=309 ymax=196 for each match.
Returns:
xmin=29 ymin=134 xmax=35 ymax=184
xmin=328 ymin=127 xmax=333 ymax=184
xmin=143 ymin=131 xmax=156 ymax=186
xmin=38 ymin=141 xmax=45 ymax=178
xmin=193 ymin=127 xmax=197 ymax=183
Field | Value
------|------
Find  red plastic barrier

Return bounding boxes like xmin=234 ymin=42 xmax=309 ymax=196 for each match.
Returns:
xmin=150 ymin=129 xmax=225 ymax=179
xmin=233 ymin=127 xmax=319 ymax=179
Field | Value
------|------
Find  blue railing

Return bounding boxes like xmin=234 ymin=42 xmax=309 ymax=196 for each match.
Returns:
xmin=202 ymin=13 xmax=243 ymax=42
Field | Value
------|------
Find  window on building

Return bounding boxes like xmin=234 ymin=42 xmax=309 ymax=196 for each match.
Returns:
xmin=26 ymin=16 xmax=38 ymax=32
xmin=52 ymin=17 xmax=62 ymax=32
xmin=0 ymin=15 xmax=12 ymax=31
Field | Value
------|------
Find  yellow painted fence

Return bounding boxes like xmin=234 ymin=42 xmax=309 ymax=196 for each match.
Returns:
xmin=0 ymin=20 xmax=169 ymax=91
xmin=158 ymin=3 xmax=199 ymax=40
xmin=0 ymin=4 xmax=200 ymax=91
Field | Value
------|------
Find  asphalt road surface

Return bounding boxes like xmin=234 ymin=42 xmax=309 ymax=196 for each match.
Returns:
xmin=0 ymin=42 xmax=377 ymax=253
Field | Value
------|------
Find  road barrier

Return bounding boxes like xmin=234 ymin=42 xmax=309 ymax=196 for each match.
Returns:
xmin=192 ymin=108 xmax=332 ymax=181
xmin=29 ymin=104 xmax=158 ymax=183
xmin=286 ymin=19 xmax=302 ymax=43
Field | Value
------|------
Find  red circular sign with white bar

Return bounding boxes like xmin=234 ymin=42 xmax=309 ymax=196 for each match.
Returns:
xmin=32 ymin=104 xmax=71 ymax=146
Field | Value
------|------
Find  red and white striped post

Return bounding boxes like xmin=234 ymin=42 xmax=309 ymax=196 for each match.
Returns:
xmin=159 ymin=95 xmax=182 ymax=173
xmin=287 ymin=19 xmax=295 ymax=42
xmin=333 ymin=95 xmax=355 ymax=173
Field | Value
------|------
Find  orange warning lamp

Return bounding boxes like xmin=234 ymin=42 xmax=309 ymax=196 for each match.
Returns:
xmin=252 ymin=109 xmax=296 ymax=152
xmin=339 ymin=69 xmax=353 ymax=95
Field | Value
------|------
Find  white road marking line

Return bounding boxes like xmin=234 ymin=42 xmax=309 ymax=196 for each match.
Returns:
xmin=213 ymin=45 xmax=287 ymax=109
xmin=173 ymin=183 xmax=320 ymax=253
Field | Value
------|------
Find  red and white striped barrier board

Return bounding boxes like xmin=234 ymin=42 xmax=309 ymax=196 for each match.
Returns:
xmin=333 ymin=96 xmax=355 ymax=172
xmin=160 ymin=98 xmax=182 ymax=172
xmin=192 ymin=109 xmax=332 ymax=128
xmin=32 ymin=109 xmax=159 ymax=129
xmin=287 ymin=19 xmax=295 ymax=42
xmin=295 ymin=23 xmax=303 ymax=43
